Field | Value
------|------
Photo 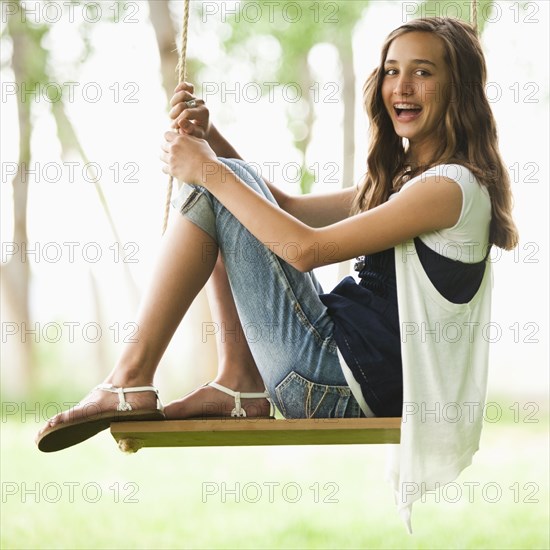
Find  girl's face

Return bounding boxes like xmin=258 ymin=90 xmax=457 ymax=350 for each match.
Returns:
xmin=382 ymin=31 xmax=451 ymax=163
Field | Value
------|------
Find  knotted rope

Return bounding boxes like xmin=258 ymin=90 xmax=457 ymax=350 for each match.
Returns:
xmin=162 ymin=0 xmax=191 ymax=234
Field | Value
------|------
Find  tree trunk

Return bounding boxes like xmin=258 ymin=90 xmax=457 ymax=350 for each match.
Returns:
xmin=1 ymin=1 xmax=33 ymax=395
xmin=339 ymin=41 xmax=356 ymax=191
xmin=147 ymin=0 xmax=179 ymax=105
xmin=337 ymin=38 xmax=356 ymax=280
xmin=297 ymin=57 xmax=315 ymax=194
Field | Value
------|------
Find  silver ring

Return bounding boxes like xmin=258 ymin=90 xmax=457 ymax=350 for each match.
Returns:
xmin=185 ymin=99 xmax=197 ymax=108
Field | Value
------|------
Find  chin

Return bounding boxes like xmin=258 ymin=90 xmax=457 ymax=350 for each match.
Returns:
xmin=392 ymin=126 xmax=414 ymax=140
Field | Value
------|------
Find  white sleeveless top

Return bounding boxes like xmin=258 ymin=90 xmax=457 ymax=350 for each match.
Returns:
xmin=386 ymin=164 xmax=493 ymax=532
xmin=390 ymin=163 xmax=492 ymax=262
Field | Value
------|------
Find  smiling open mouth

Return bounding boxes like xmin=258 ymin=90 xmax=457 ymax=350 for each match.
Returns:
xmin=394 ymin=104 xmax=423 ymax=120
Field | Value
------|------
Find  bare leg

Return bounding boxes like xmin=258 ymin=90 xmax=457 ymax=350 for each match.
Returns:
xmin=38 ymin=215 xmax=218 ymax=432
xmin=164 ymin=254 xmax=271 ymax=418
xmin=206 ymin=254 xmax=264 ymax=385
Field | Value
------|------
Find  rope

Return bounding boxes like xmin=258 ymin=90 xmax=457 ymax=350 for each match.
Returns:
xmin=162 ymin=0 xmax=191 ymax=235
xmin=471 ymin=0 xmax=479 ymax=34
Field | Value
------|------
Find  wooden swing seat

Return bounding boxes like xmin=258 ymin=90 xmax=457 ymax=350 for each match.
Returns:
xmin=110 ymin=417 xmax=401 ymax=451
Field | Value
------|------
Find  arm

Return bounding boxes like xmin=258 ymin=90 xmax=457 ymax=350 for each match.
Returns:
xmin=207 ymin=124 xmax=293 ymax=212
xmin=170 ymin=83 xmax=354 ymax=225
xmin=208 ymin=123 xmax=356 ymax=225
xmin=282 ymin=187 xmax=357 ymax=227
xmin=161 ymin=132 xmax=463 ymax=273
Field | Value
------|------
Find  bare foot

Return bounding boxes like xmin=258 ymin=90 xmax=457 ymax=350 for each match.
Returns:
xmin=39 ymin=384 xmax=157 ymax=429
xmin=35 ymin=380 xmax=162 ymax=452
xmin=164 ymin=380 xmax=272 ymax=419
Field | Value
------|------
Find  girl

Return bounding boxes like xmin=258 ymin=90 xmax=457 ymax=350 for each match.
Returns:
xmin=37 ymin=17 xmax=517 ymax=453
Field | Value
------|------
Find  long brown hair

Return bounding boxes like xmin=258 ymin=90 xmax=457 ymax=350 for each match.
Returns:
xmin=352 ymin=17 xmax=518 ymax=250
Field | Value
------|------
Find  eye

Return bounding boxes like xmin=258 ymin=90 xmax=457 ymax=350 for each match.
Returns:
xmin=415 ymin=69 xmax=431 ymax=77
xmin=384 ymin=68 xmax=397 ymax=76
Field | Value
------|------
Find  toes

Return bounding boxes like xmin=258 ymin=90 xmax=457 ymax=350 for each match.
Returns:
xmin=47 ymin=414 xmax=62 ymax=427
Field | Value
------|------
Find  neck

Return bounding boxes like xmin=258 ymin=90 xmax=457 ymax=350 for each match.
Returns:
xmin=406 ymin=145 xmax=435 ymax=172
xmin=406 ymin=126 xmax=447 ymax=169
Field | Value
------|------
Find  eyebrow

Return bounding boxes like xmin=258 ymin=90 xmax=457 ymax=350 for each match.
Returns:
xmin=384 ymin=58 xmax=437 ymax=67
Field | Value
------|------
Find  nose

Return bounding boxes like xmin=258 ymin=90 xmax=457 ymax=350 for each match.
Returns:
xmin=393 ymin=75 xmax=416 ymax=96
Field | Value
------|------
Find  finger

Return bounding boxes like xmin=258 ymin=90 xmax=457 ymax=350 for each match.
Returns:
xmin=175 ymin=113 xmax=188 ymax=128
xmin=176 ymin=104 xmax=206 ymax=124
xmin=175 ymin=111 xmax=192 ymax=125
xmin=169 ymin=103 xmax=184 ymax=120
xmin=174 ymin=82 xmax=195 ymax=94
xmin=170 ymin=90 xmax=195 ymax=108
xmin=169 ymin=98 xmax=204 ymax=123
xmin=169 ymin=99 xmax=200 ymax=120
xmin=164 ymin=131 xmax=179 ymax=142
xmin=170 ymin=121 xmax=192 ymax=132
xmin=177 ymin=119 xmax=193 ymax=133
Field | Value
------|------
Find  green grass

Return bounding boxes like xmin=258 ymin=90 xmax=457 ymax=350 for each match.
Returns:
xmin=1 ymin=406 xmax=548 ymax=550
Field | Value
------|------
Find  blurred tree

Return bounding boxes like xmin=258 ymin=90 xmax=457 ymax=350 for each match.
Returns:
xmin=411 ymin=0 xmax=492 ymax=33
xmin=222 ymin=0 xmax=370 ymax=194
xmin=1 ymin=0 xmax=139 ymax=393
xmin=220 ymin=0 xmax=491 ymax=193
xmin=2 ymin=0 xmax=37 ymax=393
xmin=1 ymin=0 xmax=216 ymax=395
xmin=148 ymin=0 xmax=180 ymax=99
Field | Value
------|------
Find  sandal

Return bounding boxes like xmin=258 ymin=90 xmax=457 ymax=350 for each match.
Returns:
xmin=207 ymin=382 xmax=276 ymax=418
xmin=36 ymin=383 xmax=165 ymax=453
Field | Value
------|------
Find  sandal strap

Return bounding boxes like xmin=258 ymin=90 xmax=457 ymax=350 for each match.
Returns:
xmin=207 ymin=382 xmax=273 ymax=418
xmin=95 ymin=383 xmax=163 ymax=412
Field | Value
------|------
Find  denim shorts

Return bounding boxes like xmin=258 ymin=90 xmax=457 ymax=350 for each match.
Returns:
xmin=172 ymin=158 xmax=365 ymax=419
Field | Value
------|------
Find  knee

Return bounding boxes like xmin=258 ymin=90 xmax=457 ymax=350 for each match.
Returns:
xmin=218 ymin=158 xmax=262 ymax=189
xmin=217 ymin=158 xmax=275 ymax=204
